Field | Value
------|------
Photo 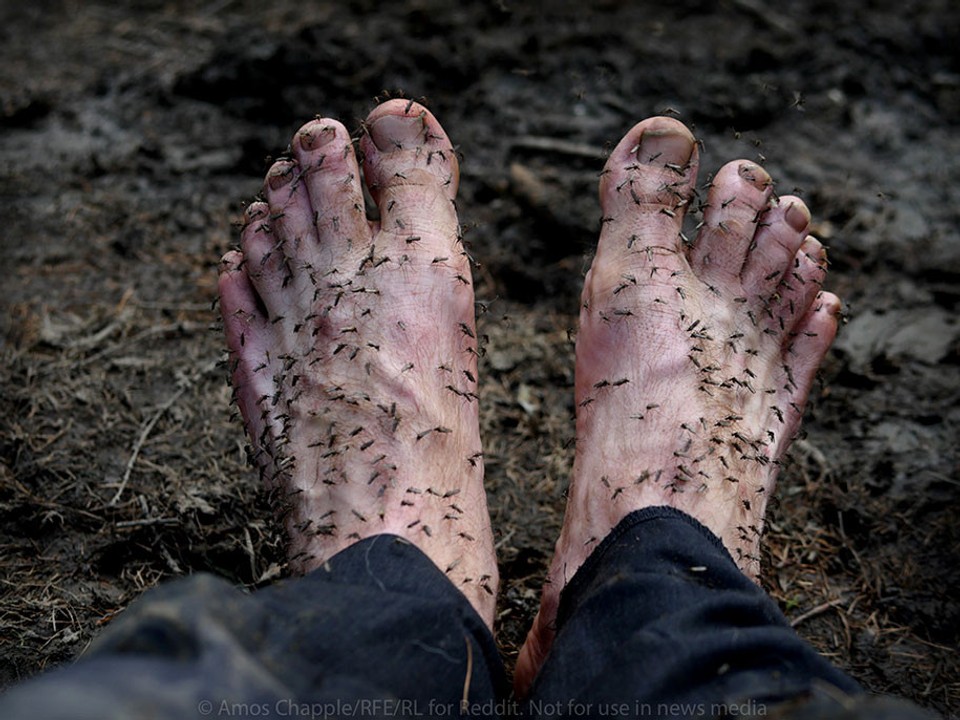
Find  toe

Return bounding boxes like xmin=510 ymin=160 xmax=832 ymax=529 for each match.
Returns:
xmin=240 ymin=197 xmax=289 ymax=319
xmin=788 ymin=290 xmax=841 ymax=365
xmin=291 ymin=118 xmax=369 ymax=251
xmin=219 ymin=249 xmax=273 ymax=444
xmin=361 ymin=99 xmax=460 ymax=196
xmin=359 ymin=100 xmax=461 ymax=241
xmin=741 ymin=196 xmax=810 ymax=298
xmin=588 ymin=117 xmax=699 ymax=297
xmin=262 ymin=158 xmax=323 ymax=297
xmin=778 ymin=236 xmax=829 ymax=335
xmin=690 ymin=160 xmax=774 ymax=287
xmin=782 ymin=290 xmax=841 ymax=428
xmin=218 ymin=249 xmax=263 ymax=331
xmin=263 ymin=155 xmax=318 ymax=249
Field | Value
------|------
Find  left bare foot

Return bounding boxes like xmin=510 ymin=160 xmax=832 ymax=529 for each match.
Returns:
xmin=515 ymin=116 xmax=841 ymax=693
xmin=218 ymin=100 xmax=498 ymax=625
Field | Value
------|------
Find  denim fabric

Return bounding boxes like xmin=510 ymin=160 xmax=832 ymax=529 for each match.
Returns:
xmin=528 ymin=506 xmax=862 ymax=718
xmin=2 ymin=509 xmax=926 ymax=720
xmin=0 ymin=534 xmax=506 ymax=719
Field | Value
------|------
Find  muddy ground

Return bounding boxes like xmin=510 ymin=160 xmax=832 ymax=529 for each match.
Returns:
xmin=1 ymin=0 xmax=958 ymax=716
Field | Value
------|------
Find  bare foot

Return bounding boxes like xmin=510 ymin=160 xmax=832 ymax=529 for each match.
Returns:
xmin=515 ymin=117 xmax=841 ymax=692
xmin=218 ymin=100 xmax=497 ymax=625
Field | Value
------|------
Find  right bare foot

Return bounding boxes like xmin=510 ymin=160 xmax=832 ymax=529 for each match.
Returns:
xmin=516 ymin=117 xmax=841 ymax=693
xmin=218 ymin=101 xmax=498 ymax=625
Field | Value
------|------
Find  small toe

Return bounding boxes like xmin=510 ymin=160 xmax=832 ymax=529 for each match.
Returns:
xmin=789 ymin=291 xmax=841 ymax=357
xmin=218 ymin=248 xmax=273 ymax=440
xmin=262 ymin=157 xmax=322 ymax=287
xmin=690 ymin=160 xmax=774 ymax=286
xmin=778 ymin=236 xmax=829 ymax=333
xmin=741 ymin=196 xmax=810 ymax=297
xmin=218 ymin=246 xmax=268 ymax=351
xmin=241 ymin=188 xmax=292 ymax=317
xmin=291 ymin=118 xmax=369 ymax=250
xmin=218 ymin=249 xmax=262 ymax=327
xmin=782 ymin=290 xmax=841 ymax=422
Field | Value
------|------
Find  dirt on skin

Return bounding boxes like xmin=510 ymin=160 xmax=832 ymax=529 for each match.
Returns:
xmin=0 ymin=0 xmax=957 ymax=716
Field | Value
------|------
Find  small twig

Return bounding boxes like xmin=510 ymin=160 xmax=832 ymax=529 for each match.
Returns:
xmin=511 ymin=136 xmax=603 ymax=159
xmin=494 ymin=527 xmax=516 ymax=551
xmin=793 ymin=438 xmax=830 ymax=484
xmin=790 ymin=597 xmax=845 ymax=628
xmin=129 ymin=301 xmax=211 ymax=312
xmin=160 ymin=545 xmax=183 ymax=574
xmin=243 ymin=526 xmax=257 ymax=581
xmin=110 ymin=386 xmax=188 ymax=505
xmin=7 ymin=475 xmax=102 ymax=522
xmin=727 ymin=0 xmax=797 ymax=35
xmin=115 ymin=517 xmax=179 ymax=528
xmin=109 ymin=358 xmax=218 ymax=505
xmin=77 ymin=321 xmax=205 ymax=369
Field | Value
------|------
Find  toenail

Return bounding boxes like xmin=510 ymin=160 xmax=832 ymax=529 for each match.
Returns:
xmin=636 ymin=128 xmax=695 ymax=168
xmin=785 ymin=202 xmax=811 ymax=232
xmin=244 ymin=204 xmax=267 ymax=221
xmin=369 ymin=114 xmax=426 ymax=151
xmin=299 ymin=124 xmax=337 ymax=150
xmin=738 ymin=163 xmax=773 ymax=191
xmin=802 ymin=235 xmax=826 ymax=260
xmin=267 ymin=163 xmax=296 ymax=190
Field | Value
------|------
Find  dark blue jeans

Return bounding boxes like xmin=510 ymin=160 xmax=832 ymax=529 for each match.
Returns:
xmin=0 ymin=507 xmax=931 ymax=719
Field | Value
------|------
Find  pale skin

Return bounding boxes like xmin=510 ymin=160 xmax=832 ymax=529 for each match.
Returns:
xmin=218 ymin=100 xmax=840 ymax=694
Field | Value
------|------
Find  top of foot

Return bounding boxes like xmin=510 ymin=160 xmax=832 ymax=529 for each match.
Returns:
xmin=218 ymin=100 xmax=498 ymax=625
xmin=516 ymin=116 xmax=841 ymax=693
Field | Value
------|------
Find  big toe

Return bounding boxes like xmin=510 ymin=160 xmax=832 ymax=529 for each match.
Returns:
xmin=360 ymin=100 xmax=459 ymax=198
xmin=587 ymin=117 xmax=699 ymax=298
xmin=357 ymin=100 xmax=462 ymax=260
